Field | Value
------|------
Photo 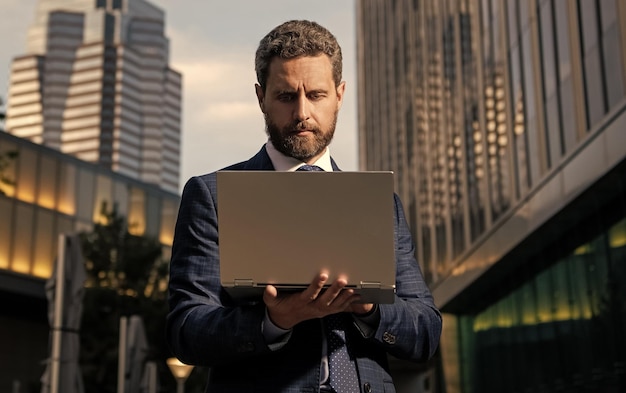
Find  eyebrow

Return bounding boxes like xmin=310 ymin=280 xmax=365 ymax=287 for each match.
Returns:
xmin=273 ymin=88 xmax=329 ymax=96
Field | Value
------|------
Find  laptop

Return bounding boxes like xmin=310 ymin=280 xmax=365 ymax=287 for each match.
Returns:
xmin=217 ymin=170 xmax=396 ymax=304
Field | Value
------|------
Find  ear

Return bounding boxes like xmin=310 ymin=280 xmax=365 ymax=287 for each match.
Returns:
xmin=255 ymin=83 xmax=265 ymax=113
xmin=336 ymin=81 xmax=346 ymax=111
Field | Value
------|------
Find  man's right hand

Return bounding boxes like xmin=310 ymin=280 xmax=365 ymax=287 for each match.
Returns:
xmin=263 ymin=272 xmax=361 ymax=329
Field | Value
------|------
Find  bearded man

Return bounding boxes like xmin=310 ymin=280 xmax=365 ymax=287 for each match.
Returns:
xmin=166 ymin=20 xmax=442 ymax=393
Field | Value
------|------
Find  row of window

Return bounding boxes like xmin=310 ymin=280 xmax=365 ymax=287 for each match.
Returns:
xmin=0 ymin=133 xmax=179 ymax=279
xmin=357 ymin=0 xmax=625 ymax=281
xmin=357 ymin=2 xmax=626 ymax=392
xmin=454 ymin=215 xmax=626 ymax=392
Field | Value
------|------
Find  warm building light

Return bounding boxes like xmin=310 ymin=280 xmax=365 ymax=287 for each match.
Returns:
xmin=609 ymin=219 xmax=626 ymax=248
xmin=17 ymin=188 xmax=36 ymax=204
xmin=37 ymin=195 xmax=56 ymax=210
xmin=0 ymin=184 xmax=15 ymax=196
xmin=0 ymin=255 xmax=9 ymax=269
xmin=57 ymin=197 xmax=76 ymax=215
xmin=159 ymin=230 xmax=173 ymax=245
xmin=32 ymin=263 xmax=52 ymax=278
xmin=573 ymin=244 xmax=592 ymax=255
xmin=11 ymin=258 xmax=31 ymax=274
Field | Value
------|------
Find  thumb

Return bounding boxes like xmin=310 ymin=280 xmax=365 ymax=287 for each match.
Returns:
xmin=263 ymin=285 xmax=278 ymax=306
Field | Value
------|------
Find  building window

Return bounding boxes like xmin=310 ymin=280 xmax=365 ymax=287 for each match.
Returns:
xmin=57 ymin=161 xmax=76 ymax=215
xmin=37 ymin=155 xmax=59 ymax=210
xmin=508 ymin=43 xmax=530 ymax=197
xmin=599 ymin=0 xmax=625 ymax=109
xmin=15 ymin=146 xmax=38 ymax=204
xmin=457 ymin=201 xmax=626 ymax=392
xmin=539 ymin=0 xmax=564 ymax=166
xmin=554 ymin=1 xmax=578 ymax=153
xmin=0 ymin=198 xmax=13 ymax=269
xmin=93 ymin=174 xmax=113 ymax=223
xmin=521 ymin=27 xmax=542 ymax=184
xmin=76 ymin=167 xmax=95 ymax=223
xmin=33 ymin=208 xmax=55 ymax=278
xmin=482 ymin=0 xmax=512 ymax=221
xmin=159 ymin=199 xmax=177 ymax=245
xmin=13 ymin=203 xmax=35 ymax=274
xmin=128 ymin=187 xmax=146 ymax=236
xmin=578 ymin=0 xmax=607 ymax=128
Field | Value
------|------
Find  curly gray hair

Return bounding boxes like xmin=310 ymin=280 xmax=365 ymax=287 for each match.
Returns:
xmin=255 ymin=20 xmax=343 ymax=91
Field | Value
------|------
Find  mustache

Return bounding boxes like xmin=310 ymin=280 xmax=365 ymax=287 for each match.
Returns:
xmin=293 ymin=121 xmax=317 ymax=132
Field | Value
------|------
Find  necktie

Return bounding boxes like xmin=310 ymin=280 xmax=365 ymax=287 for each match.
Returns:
xmin=296 ymin=164 xmax=324 ymax=171
xmin=297 ymin=164 xmax=359 ymax=391
xmin=326 ymin=314 xmax=360 ymax=392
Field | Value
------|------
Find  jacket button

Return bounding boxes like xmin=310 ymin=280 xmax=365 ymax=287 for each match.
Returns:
xmin=237 ymin=341 xmax=255 ymax=352
xmin=363 ymin=382 xmax=372 ymax=392
xmin=382 ymin=331 xmax=396 ymax=345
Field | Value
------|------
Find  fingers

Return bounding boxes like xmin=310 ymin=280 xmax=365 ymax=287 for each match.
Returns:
xmin=319 ymin=276 xmax=348 ymax=304
xmin=315 ymin=275 xmax=361 ymax=310
xmin=263 ymin=284 xmax=279 ymax=306
xmin=300 ymin=273 xmax=347 ymax=303
xmin=300 ymin=272 xmax=329 ymax=302
xmin=264 ymin=273 xmax=362 ymax=329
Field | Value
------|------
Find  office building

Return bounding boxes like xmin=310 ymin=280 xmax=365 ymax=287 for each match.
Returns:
xmin=0 ymin=129 xmax=180 ymax=391
xmin=5 ymin=0 xmax=181 ymax=193
xmin=357 ymin=0 xmax=625 ymax=391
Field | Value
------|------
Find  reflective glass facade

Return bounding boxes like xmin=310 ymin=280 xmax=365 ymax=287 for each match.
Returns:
xmin=0 ymin=130 xmax=179 ymax=390
xmin=0 ymin=131 xmax=179 ymax=279
xmin=461 ymin=215 xmax=626 ymax=392
xmin=357 ymin=0 xmax=626 ymax=391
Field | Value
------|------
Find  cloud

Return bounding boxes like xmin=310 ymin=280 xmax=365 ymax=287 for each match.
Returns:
xmin=175 ymin=59 xmax=256 ymax=100
xmin=204 ymin=101 xmax=259 ymax=121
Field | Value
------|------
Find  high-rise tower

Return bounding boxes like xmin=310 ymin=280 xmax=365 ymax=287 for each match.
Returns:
xmin=357 ymin=1 xmax=626 ymax=392
xmin=5 ymin=0 xmax=181 ymax=193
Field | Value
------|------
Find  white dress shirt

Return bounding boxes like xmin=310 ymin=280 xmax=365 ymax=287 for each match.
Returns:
xmin=262 ymin=140 xmax=333 ymax=384
xmin=259 ymin=140 xmax=381 ymax=386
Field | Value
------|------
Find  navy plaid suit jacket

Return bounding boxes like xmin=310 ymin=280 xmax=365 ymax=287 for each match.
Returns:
xmin=166 ymin=146 xmax=442 ymax=393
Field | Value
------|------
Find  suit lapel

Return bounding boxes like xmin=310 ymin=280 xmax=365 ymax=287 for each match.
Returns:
xmin=242 ymin=145 xmax=275 ymax=170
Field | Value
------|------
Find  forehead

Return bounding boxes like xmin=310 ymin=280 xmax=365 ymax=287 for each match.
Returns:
xmin=266 ymin=55 xmax=334 ymax=89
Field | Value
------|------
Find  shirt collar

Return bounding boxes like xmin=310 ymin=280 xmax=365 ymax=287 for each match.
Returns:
xmin=265 ymin=140 xmax=334 ymax=172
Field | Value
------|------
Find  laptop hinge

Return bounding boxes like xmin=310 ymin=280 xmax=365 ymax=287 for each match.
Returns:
xmin=234 ymin=279 xmax=254 ymax=287
xmin=359 ymin=281 xmax=381 ymax=289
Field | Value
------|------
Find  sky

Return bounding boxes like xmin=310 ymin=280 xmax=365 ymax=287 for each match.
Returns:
xmin=0 ymin=0 xmax=359 ymax=191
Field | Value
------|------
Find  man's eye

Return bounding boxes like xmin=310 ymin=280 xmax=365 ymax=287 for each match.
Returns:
xmin=308 ymin=93 xmax=325 ymax=101
xmin=278 ymin=94 xmax=294 ymax=102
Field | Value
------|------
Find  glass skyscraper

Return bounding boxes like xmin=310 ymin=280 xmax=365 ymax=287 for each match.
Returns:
xmin=357 ymin=0 xmax=626 ymax=392
xmin=5 ymin=0 xmax=181 ymax=193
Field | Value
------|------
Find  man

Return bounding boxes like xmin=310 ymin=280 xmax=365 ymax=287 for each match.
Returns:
xmin=166 ymin=20 xmax=442 ymax=393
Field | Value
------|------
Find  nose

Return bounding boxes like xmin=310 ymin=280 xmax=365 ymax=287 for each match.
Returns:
xmin=295 ymin=93 xmax=310 ymax=122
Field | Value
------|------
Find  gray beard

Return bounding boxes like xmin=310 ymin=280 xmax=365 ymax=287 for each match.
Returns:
xmin=265 ymin=114 xmax=337 ymax=161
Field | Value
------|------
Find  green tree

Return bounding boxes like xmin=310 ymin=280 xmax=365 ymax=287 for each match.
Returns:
xmin=0 ymin=150 xmax=18 ymax=195
xmin=79 ymin=203 xmax=174 ymax=392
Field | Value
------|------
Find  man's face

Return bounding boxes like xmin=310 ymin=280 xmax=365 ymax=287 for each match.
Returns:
xmin=255 ymin=55 xmax=345 ymax=163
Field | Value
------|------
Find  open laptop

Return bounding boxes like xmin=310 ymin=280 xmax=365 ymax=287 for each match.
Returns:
xmin=217 ymin=170 xmax=396 ymax=304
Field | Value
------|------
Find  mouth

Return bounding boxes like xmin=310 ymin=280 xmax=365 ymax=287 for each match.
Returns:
xmin=290 ymin=128 xmax=315 ymax=136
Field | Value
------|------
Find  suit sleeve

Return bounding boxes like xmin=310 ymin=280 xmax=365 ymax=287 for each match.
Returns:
xmin=166 ymin=175 xmax=272 ymax=366
xmin=370 ymin=194 xmax=442 ymax=361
